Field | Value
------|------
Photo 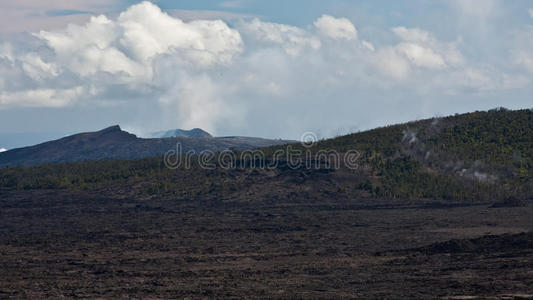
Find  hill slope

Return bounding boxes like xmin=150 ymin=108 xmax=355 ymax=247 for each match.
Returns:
xmin=284 ymin=107 xmax=533 ymax=201
xmin=0 ymin=108 xmax=531 ymax=202
xmin=0 ymin=126 xmax=292 ymax=167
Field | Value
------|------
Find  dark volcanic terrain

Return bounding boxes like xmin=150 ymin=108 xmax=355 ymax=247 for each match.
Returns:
xmin=1 ymin=109 xmax=532 ymax=298
xmin=0 ymin=188 xmax=532 ymax=299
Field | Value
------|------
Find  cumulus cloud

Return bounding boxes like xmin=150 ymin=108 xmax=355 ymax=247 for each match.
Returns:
xmin=392 ymin=27 xmax=431 ymax=42
xmin=238 ymin=18 xmax=321 ymax=56
xmin=0 ymin=87 xmax=83 ymax=108
xmin=0 ymin=1 xmax=528 ymax=137
xmin=393 ymin=27 xmax=464 ymax=67
xmin=372 ymin=27 xmax=465 ymax=79
xmin=374 ymin=48 xmax=411 ymax=79
xmin=0 ymin=148 xmax=7 ymax=153
xmin=314 ymin=15 xmax=358 ymax=40
xmin=116 ymin=3 xmax=243 ymax=66
xmin=35 ymin=2 xmax=243 ymax=80
xmin=395 ymin=43 xmax=445 ymax=69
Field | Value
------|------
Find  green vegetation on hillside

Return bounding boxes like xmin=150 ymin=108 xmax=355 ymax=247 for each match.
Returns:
xmin=1 ymin=108 xmax=532 ymax=202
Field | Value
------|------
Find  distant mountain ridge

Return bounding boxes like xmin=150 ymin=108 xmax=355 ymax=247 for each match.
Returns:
xmin=151 ymin=128 xmax=213 ymax=139
xmin=0 ymin=125 xmax=293 ymax=167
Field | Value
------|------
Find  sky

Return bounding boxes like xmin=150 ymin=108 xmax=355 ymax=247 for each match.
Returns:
xmin=1 ymin=0 xmax=533 ymax=149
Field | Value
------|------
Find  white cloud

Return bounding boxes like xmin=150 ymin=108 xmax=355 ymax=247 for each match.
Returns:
xmin=370 ymin=27 xmax=465 ymax=79
xmin=0 ymin=1 xmax=527 ymax=137
xmin=392 ymin=27 xmax=430 ymax=42
xmin=158 ymin=74 xmax=226 ymax=133
xmin=374 ymin=47 xmax=411 ymax=79
xmin=21 ymin=54 xmax=59 ymax=81
xmin=395 ymin=43 xmax=445 ymax=69
xmin=361 ymin=40 xmax=375 ymax=51
xmin=36 ymin=15 xmax=144 ymax=78
xmin=392 ymin=27 xmax=464 ymax=70
xmin=36 ymin=1 xmax=243 ymax=81
xmin=117 ymin=2 xmax=242 ymax=66
xmin=314 ymin=15 xmax=358 ymax=40
xmin=0 ymin=87 xmax=83 ymax=108
xmin=0 ymin=148 xmax=6 ymax=152
xmin=239 ymin=18 xmax=321 ymax=56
